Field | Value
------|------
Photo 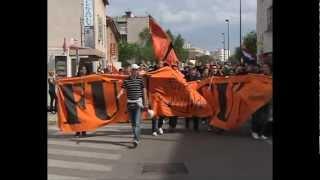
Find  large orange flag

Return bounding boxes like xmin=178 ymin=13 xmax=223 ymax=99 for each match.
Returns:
xmin=195 ymin=74 xmax=272 ymax=130
xmin=149 ymin=17 xmax=179 ymax=65
xmin=56 ymin=71 xmax=271 ymax=132
xmin=56 ymin=74 xmax=130 ymax=132
xmin=147 ymin=67 xmax=212 ymax=117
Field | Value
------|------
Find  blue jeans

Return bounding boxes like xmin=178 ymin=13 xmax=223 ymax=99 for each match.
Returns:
xmin=152 ymin=116 xmax=164 ymax=133
xmin=128 ymin=107 xmax=141 ymax=141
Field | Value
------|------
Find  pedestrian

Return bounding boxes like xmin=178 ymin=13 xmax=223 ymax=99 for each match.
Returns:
xmin=199 ymin=68 xmax=210 ymax=127
xmin=117 ymin=64 xmax=149 ymax=147
xmin=119 ymin=68 xmax=124 ymax=75
xmin=168 ymin=116 xmax=178 ymax=132
xmin=185 ymin=68 xmax=201 ymax=132
xmin=208 ymin=65 xmax=226 ymax=133
xmin=201 ymin=68 xmax=210 ymax=79
xmin=251 ymin=63 xmax=272 ymax=140
xmin=48 ymin=71 xmax=57 ymax=114
xmin=182 ymin=65 xmax=190 ymax=78
xmin=152 ymin=116 xmax=165 ymax=136
xmin=139 ymin=64 xmax=147 ymax=76
xmin=75 ymin=65 xmax=90 ymax=138
xmin=234 ymin=64 xmax=247 ymax=75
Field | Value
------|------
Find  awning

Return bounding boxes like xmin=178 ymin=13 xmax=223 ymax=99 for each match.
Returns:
xmin=69 ymin=48 xmax=105 ymax=58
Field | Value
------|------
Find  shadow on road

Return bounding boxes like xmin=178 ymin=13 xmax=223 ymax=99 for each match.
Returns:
xmin=70 ymin=139 xmax=134 ymax=149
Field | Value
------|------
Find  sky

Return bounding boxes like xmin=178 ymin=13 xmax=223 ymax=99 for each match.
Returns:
xmin=107 ymin=0 xmax=256 ymax=54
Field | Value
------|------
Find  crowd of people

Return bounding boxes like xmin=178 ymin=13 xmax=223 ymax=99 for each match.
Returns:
xmin=48 ymin=60 xmax=273 ymax=147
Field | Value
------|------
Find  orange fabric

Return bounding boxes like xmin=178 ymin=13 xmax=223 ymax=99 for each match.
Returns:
xmin=148 ymin=67 xmax=212 ymax=117
xmin=56 ymin=71 xmax=272 ymax=132
xmin=56 ymin=74 xmax=129 ymax=132
xmin=56 ymin=74 xmax=150 ymax=132
xmin=196 ymin=74 xmax=272 ymax=130
xmin=149 ymin=17 xmax=179 ymax=66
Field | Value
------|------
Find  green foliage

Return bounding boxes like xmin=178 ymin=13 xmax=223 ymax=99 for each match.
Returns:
xmin=118 ymin=42 xmax=140 ymax=67
xmin=229 ymin=31 xmax=257 ymax=64
xmin=243 ymin=31 xmax=257 ymax=54
xmin=197 ymin=55 xmax=213 ymax=65
xmin=118 ymin=28 xmax=189 ymax=66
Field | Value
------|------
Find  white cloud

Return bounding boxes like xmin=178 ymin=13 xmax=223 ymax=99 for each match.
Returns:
xmin=108 ymin=0 xmax=257 ymax=52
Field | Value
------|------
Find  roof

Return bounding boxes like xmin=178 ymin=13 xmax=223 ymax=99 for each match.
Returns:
xmin=106 ymin=16 xmax=121 ymax=41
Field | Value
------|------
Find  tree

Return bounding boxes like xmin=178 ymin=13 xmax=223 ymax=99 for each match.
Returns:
xmin=118 ymin=42 xmax=140 ymax=67
xmin=229 ymin=31 xmax=257 ymax=64
xmin=166 ymin=29 xmax=174 ymax=42
xmin=173 ymin=34 xmax=188 ymax=63
xmin=138 ymin=27 xmax=156 ymax=65
xmin=197 ymin=55 xmax=213 ymax=65
xmin=138 ymin=27 xmax=151 ymax=46
xmin=243 ymin=31 xmax=257 ymax=54
xmin=119 ymin=28 xmax=189 ymax=66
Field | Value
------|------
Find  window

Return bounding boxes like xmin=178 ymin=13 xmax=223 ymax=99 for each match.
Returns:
xmin=98 ymin=16 xmax=103 ymax=43
xmin=266 ymin=6 xmax=272 ymax=32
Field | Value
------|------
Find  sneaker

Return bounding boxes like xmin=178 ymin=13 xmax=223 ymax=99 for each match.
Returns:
xmin=260 ymin=135 xmax=268 ymax=140
xmin=152 ymin=132 xmax=158 ymax=136
xmin=251 ymin=132 xmax=260 ymax=139
xmin=133 ymin=140 xmax=139 ymax=147
xmin=213 ymin=127 xmax=224 ymax=134
xmin=158 ymin=128 xmax=164 ymax=135
xmin=75 ymin=132 xmax=81 ymax=138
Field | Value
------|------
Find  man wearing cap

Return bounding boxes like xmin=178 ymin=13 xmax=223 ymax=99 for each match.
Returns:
xmin=117 ymin=64 xmax=149 ymax=147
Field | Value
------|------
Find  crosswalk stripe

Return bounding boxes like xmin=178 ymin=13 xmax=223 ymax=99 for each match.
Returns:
xmin=48 ymin=140 xmax=124 ymax=151
xmin=48 ymin=159 xmax=112 ymax=172
xmin=48 ymin=174 xmax=87 ymax=180
xmin=81 ymin=136 xmax=133 ymax=142
xmin=48 ymin=148 xmax=121 ymax=160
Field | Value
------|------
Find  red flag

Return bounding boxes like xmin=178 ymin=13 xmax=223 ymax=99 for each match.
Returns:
xmin=149 ymin=17 xmax=179 ymax=66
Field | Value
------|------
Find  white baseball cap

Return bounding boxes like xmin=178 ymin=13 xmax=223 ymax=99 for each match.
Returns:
xmin=131 ymin=64 xmax=140 ymax=70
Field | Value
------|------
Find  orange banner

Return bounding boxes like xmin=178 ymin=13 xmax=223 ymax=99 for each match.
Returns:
xmin=56 ymin=71 xmax=272 ymax=132
xmin=56 ymin=74 xmax=131 ymax=132
xmin=149 ymin=17 xmax=179 ymax=65
xmin=195 ymin=74 xmax=272 ymax=130
xmin=148 ymin=67 xmax=213 ymax=118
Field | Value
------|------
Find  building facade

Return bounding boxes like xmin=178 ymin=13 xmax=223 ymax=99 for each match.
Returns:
xmin=256 ymin=0 xmax=273 ymax=64
xmin=212 ymin=49 xmax=230 ymax=62
xmin=106 ymin=16 xmax=121 ymax=70
xmin=113 ymin=12 xmax=149 ymax=44
xmin=48 ymin=0 xmax=109 ymax=77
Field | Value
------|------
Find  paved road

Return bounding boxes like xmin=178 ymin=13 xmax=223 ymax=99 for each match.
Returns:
xmin=48 ymin=116 xmax=272 ymax=180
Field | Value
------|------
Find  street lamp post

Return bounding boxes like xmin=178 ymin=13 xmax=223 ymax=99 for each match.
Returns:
xmin=222 ymin=33 xmax=225 ymax=62
xmin=225 ymin=19 xmax=230 ymax=60
xmin=240 ymin=0 xmax=242 ymax=58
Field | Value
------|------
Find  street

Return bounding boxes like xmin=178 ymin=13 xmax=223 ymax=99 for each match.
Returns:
xmin=48 ymin=114 xmax=272 ymax=180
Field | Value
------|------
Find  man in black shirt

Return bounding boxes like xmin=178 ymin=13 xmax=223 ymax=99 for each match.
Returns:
xmin=117 ymin=64 xmax=148 ymax=147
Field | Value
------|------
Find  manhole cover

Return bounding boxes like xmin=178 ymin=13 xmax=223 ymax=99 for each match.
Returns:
xmin=142 ymin=163 xmax=188 ymax=175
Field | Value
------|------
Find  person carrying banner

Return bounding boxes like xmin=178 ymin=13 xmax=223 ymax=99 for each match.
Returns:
xmin=152 ymin=116 xmax=164 ymax=136
xmin=167 ymin=64 xmax=182 ymax=132
xmin=75 ymin=65 xmax=90 ymax=138
xmin=185 ymin=68 xmax=201 ymax=132
xmin=251 ymin=62 xmax=272 ymax=140
xmin=117 ymin=64 xmax=149 ymax=147
xmin=48 ymin=71 xmax=57 ymax=114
